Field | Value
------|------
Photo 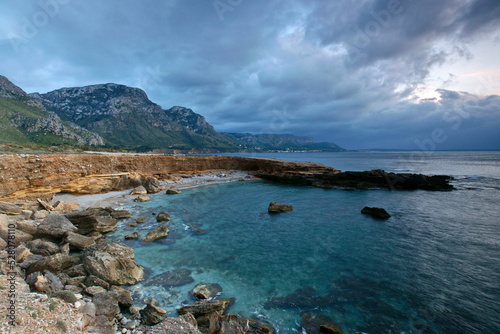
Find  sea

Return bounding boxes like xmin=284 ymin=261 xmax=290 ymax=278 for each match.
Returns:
xmin=106 ymin=151 xmax=500 ymax=334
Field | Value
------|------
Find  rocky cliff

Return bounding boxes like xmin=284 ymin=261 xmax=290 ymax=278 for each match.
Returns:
xmin=31 ymin=84 xmax=238 ymax=151
xmin=0 ymin=76 xmax=105 ymax=147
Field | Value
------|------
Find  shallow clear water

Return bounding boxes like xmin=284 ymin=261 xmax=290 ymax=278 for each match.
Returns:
xmin=107 ymin=151 xmax=500 ymax=333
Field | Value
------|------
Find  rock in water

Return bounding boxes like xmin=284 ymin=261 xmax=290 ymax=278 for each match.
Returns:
xmin=82 ymin=241 xmax=144 ymax=285
xmin=166 ymin=186 xmax=182 ymax=194
xmin=110 ymin=209 xmax=131 ymax=219
xmin=134 ymin=195 xmax=151 ymax=202
xmin=361 ymin=206 xmax=391 ymax=219
xmin=141 ymin=225 xmax=169 ymax=242
xmin=300 ymin=312 xmax=344 ymax=334
xmin=143 ymin=268 xmax=194 ymax=287
xmin=156 ymin=211 xmax=171 ymax=222
xmin=268 ymin=202 xmax=293 ymax=213
xmin=191 ymin=283 xmax=223 ymax=299
xmin=125 ymin=232 xmax=139 ymax=240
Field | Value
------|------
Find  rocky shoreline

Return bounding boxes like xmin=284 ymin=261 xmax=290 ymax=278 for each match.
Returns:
xmin=0 ymin=154 xmax=454 ymax=333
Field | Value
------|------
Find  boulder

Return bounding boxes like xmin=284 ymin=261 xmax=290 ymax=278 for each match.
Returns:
xmin=300 ymin=312 xmax=344 ymax=334
xmin=144 ymin=177 xmax=164 ymax=194
xmin=144 ymin=268 xmax=194 ymax=287
xmin=34 ymin=271 xmax=65 ymax=294
xmin=66 ymin=276 xmax=87 ymax=286
xmin=0 ymin=201 xmax=23 ymax=215
xmin=134 ymin=195 xmax=151 ymax=202
xmin=125 ymin=232 xmax=139 ymax=240
xmin=64 ymin=263 xmax=88 ymax=277
xmin=210 ymin=314 xmax=275 ymax=334
xmin=110 ymin=209 xmax=131 ymax=219
xmin=166 ymin=186 xmax=182 ymax=195
xmin=27 ymin=253 xmax=80 ymax=275
xmin=20 ymin=210 xmax=33 ymax=219
xmin=86 ymin=315 xmax=114 ymax=334
xmin=85 ymin=286 xmax=107 ymax=296
xmin=191 ymin=283 xmax=223 ymax=300
xmin=92 ymin=291 xmax=120 ymax=321
xmin=109 ymin=285 xmax=134 ymax=307
xmin=80 ymin=301 xmax=97 ymax=329
xmin=149 ymin=314 xmax=201 ymax=334
xmin=66 ymin=209 xmax=118 ymax=234
xmin=82 ymin=241 xmax=144 ymax=285
xmin=0 ymin=215 xmax=34 ymax=246
xmin=130 ymin=186 xmax=148 ymax=195
xmin=33 ymin=210 xmax=50 ymax=220
xmin=19 ymin=254 xmax=44 ymax=270
xmin=14 ymin=244 xmax=32 ymax=262
xmin=140 ymin=299 xmax=167 ymax=325
xmin=37 ymin=213 xmax=78 ymax=238
xmin=135 ymin=217 xmax=147 ymax=224
xmin=63 ymin=232 xmax=96 ymax=250
xmin=268 ymin=202 xmax=293 ymax=213
xmin=84 ymin=275 xmax=110 ymax=290
xmin=177 ymin=299 xmax=230 ymax=328
xmin=15 ymin=220 xmax=38 ymax=234
xmin=361 ymin=207 xmax=391 ymax=219
xmin=0 ymin=238 xmax=6 ymax=250
xmin=156 ymin=212 xmax=171 ymax=222
xmin=53 ymin=201 xmax=80 ymax=213
xmin=142 ymin=225 xmax=169 ymax=242
xmin=59 ymin=243 xmax=70 ymax=255
xmin=26 ymin=239 xmax=60 ymax=256
xmin=87 ymin=231 xmax=105 ymax=242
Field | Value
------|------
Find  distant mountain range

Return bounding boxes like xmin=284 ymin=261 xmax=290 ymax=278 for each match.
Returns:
xmin=0 ymin=75 xmax=344 ymax=152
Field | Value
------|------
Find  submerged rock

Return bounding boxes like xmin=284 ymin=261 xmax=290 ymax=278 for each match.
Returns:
xmin=143 ymin=268 xmax=194 ymax=287
xmin=141 ymin=225 xmax=169 ymax=242
xmin=300 ymin=312 xmax=344 ymax=334
xmin=268 ymin=202 xmax=293 ymax=213
xmin=361 ymin=207 xmax=391 ymax=219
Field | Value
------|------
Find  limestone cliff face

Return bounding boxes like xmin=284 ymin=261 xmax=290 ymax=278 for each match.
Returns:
xmin=0 ymin=154 xmax=338 ymax=200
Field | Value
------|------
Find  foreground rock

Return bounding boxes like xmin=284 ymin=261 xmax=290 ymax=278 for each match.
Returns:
xmin=142 ymin=225 xmax=169 ymax=242
xmin=130 ymin=185 xmax=147 ymax=195
xmin=37 ymin=213 xmax=78 ymax=238
xmin=149 ymin=314 xmax=201 ymax=334
xmin=177 ymin=299 xmax=230 ymax=328
xmin=268 ymin=202 xmax=293 ymax=213
xmin=0 ymin=201 xmax=23 ymax=215
xmin=156 ymin=211 xmax=171 ymax=222
xmin=66 ymin=208 xmax=118 ymax=234
xmin=140 ymin=298 xmax=168 ymax=325
xmin=145 ymin=177 xmax=164 ymax=194
xmin=361 ymin=207 xmax=391 ymax=219
xmin=210 ymin=314 xmax=275 ymax=334
xmin=82 ymin=241 xmax=144 ymax=285
xmin=191 ymin=283 xmax=223 ymax=300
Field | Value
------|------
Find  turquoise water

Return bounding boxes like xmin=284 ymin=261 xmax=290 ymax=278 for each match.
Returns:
xmin=107 ymin=152 xmax=500 ymax=333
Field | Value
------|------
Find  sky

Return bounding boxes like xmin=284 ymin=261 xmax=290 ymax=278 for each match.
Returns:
xmin=1 ymin=0 xmax=500 ymax=150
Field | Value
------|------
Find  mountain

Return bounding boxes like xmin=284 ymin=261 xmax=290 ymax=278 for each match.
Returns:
xmin=0 ymin=75 xmax=104 ymax=147
xmin=222 ymin=133 xmax=345 ymax=151
xmin=31 ymin=84 xmax=238 ymax=151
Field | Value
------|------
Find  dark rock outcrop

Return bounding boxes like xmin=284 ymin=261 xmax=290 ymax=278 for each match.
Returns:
xmin=268 ymin=202 xmax=293 ymax=213
xmin=361 ymin=207 xmax=391 ymax=219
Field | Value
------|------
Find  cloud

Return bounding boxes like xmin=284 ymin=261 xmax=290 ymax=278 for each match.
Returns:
xmin=0 ymin=0 xmax=499 ymax=149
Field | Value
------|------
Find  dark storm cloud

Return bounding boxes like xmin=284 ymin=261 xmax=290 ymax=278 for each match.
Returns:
xmin=0 ymin=0 xmax=499 ymax=149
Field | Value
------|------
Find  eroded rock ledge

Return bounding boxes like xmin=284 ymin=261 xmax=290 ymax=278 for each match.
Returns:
xmin=0 ymin=154 xmax=453 ymax=201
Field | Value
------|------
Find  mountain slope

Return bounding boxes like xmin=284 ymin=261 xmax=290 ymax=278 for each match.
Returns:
xmin=0 ymin=76 xmax=104 ymax=147
xmin=222 ymin=133 xmax=345 ymax=151
xmin=31 ymin=84 xmax=239 ymax=151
